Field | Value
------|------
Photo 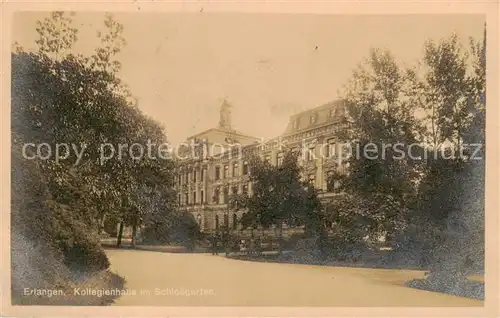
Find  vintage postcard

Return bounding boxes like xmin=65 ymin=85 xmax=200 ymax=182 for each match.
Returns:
xmin=1 ymin=0 xmax=498 ymax=317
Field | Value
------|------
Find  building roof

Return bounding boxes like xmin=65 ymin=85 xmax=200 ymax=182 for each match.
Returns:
xmin=187 ymin=127 xmax=259 ymax=142
xmin=281 ymin=100 xmax=346 ymax=136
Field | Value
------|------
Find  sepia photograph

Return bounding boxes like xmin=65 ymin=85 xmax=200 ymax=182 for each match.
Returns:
xmin=2 ymin=2 xmax=498 ymax=316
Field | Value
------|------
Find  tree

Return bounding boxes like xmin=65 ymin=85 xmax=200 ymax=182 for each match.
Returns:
xmin=11 ymin=12 xmax=178 ymax=298
xmin=411 ymin=31 xmax=486 ymax=277
xmin=334 ymin=31 xmax=486 ymax=273
xmin=34 ymin=11 xmax=78 ymax=60
xmin=235 ymin=150 xmax=325 ymax=251
xmin=335 ymin=48 xmax=421 ymax=245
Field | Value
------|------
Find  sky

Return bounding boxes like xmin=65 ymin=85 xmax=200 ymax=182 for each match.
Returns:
xmin=12 ymin=13 xmax=485 ymax=145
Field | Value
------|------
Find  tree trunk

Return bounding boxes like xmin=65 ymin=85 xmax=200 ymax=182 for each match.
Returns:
xmin=98 ymin=212 xmax=106 ymax=235
xmin=278 ymin=221 xmax=283 ymax=254
xmin=131 ymin=217 xmax=138 ymax=248
xmin=116 ymin=221 xmax=124 ymax=247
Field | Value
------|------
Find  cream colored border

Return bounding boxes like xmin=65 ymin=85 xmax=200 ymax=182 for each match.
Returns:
xmin=1 ymin=1 xmax=498 ymax=317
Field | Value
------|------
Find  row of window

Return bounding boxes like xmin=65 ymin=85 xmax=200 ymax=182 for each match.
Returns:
xmin=212 ymin=184 xmax=249 ymax=204
xmin=214 ymin=160 xmax=250 ymax=180
xmin=177 ymin=161 xmax=249 ymax=186
xmin=200 ymin=214 xmax=344 ymax=231
xmin=293 ymin=107 xmax=339 ymax=130
xmin=211 ymin=213 xmax=238 ymax=230
xmin=179 ymin=184 xmax=251 ymax=206
xmin=178 ymin=168 xmax=206 ymax=186
xmin=179 ymin=169 xmax=340 ymax=206
xmin=208 ymin=214 xmax=338 ymax=231
xmin=178 ymin=190 xmax=206 ymax=206
xmin=264 ymin=140 xmax=342 ymax=164
xmin=177 ymin=140 xmax=343 ymax=187
xmin=296 ymin=139 xmax=341 ymax=161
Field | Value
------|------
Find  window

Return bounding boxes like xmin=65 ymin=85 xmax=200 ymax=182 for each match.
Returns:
xmin=223 ymin=187 xmax=229 ymax=204
xmin=326 ymin=171 xmax=340 ymax=192
xmin=243 ymin=161 xmax=249 ymax=175
xmin=328 ymin=139 xmax=336 ymax=158
xmin=232 ymin=162 xmax=239 ymax=177
xmin=215 ymin=166 xmax=221 ymax=180
xmin=201 ymin=168 xmax=205 ymax=181
xmin=306 ymin=145 xmax=315 ymax=161
xmin=185 ymin=172 xmax=189 ymax=184
xmin=242 ymin=184 xmax=249 ymax=196
xmin=264 ymin=155 xmax=271 ymax=164
xmin=276 ymin=153 xmax=284 ymax=166
xmin=178 ymin=194 xmax=181 ymax=205
xmin=184 ymin=193 xmax=189 ymax=205
xmin=193 ymin=191 xmax=197 ymax=204
xmin=213 ymin=188 xmax=220 ymax=204
xmin=224 ymin=165 xmax=228 ymax=178
xmin=200 ymin=190 xmax=204 ymax=204
xmin=193 ymin=170 xmax=197 ymax=182
xmin=276 ymin=152 xmax=283 ymax=167
xmin=224 ymin=214 xmax=229 ymax=228
xmin=294 ymin=118 xmax=300 ymax=130
xmin=215 ymin=215 xmax=220 ymax=229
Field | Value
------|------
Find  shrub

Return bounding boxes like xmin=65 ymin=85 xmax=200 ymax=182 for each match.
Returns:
xmin=141 ymin=211 xmax=201 ymax=248
xmin=11 ymin=145 xmax=110 ymax=294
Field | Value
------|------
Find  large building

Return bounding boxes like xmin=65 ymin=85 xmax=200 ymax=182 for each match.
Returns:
xmin=174 ymin=99 xmax=349 ymax=232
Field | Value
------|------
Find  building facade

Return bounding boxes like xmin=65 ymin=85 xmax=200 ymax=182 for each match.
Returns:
xmin=174 ymin=99 xmax=349 ymax=232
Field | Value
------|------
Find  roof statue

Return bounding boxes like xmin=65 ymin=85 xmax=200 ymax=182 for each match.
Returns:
xmin=218 ymin=99 xmax=233 ymax=130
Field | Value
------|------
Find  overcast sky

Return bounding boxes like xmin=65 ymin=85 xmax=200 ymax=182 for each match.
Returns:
xmin=13 ymin=13 xmax=485 ymax=145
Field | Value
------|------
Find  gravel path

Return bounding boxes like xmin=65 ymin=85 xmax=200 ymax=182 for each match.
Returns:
xmin=106 ymin=248 xmax=483 ymax=307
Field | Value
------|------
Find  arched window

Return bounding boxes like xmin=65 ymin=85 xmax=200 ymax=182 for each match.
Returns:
xmin=243 ymin=161 xmax=249 ymax=175
xmin=232 ymin=162 xmax=239 ymax=177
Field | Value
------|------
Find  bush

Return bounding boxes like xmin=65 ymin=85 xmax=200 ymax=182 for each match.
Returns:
xmin=141 ymin=211 xmax=201 ymax=248
xmin=11 ymin=145 xmax=110 ymax=294
xmin=64 ymin=242 xmax=110 ymax=274
xmin=282 ymin=233 xmax=306 ymax=250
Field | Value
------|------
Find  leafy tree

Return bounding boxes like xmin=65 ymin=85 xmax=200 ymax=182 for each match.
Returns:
xmin=334 ymin=48 xmax=422 ymax=244
xmin=34 ymin=11 xmax=78 ymax=59
xmin=410 ymin=31 xmax=486 ymax=276
xmin=11 ymin=12 xmax=178 ymax=298
xmin=234 ymin=150 xmax=325 ymax=251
